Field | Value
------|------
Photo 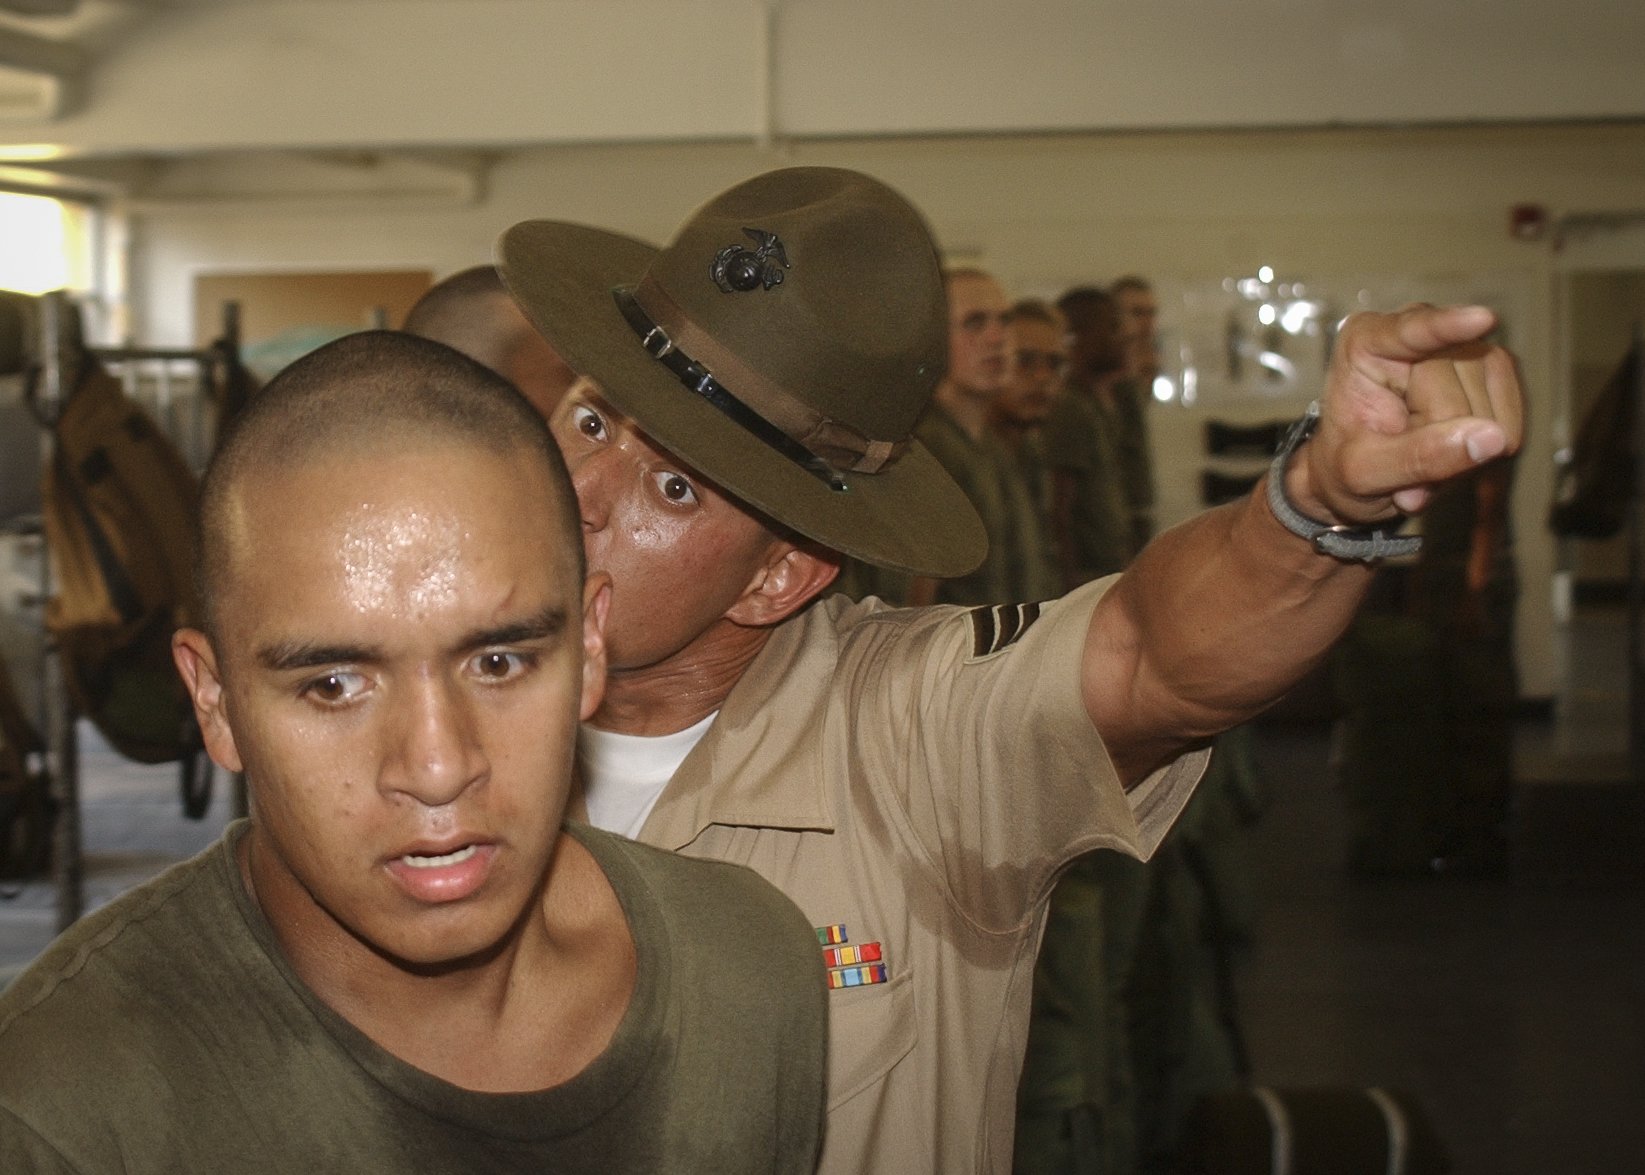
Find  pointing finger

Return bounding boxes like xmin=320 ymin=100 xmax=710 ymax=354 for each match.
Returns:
xmin=1348 ymin=303 xmax=1499 ymax=367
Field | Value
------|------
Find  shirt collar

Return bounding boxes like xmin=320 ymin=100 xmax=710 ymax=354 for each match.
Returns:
xmin=637 ymin=599 xmax=843 ymax=849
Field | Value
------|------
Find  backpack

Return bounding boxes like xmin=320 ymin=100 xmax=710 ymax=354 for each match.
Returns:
xmin=35 ymin=342 xmax=213 ymax=816
xmin=0 ymin=658 xmax=51 ymax=880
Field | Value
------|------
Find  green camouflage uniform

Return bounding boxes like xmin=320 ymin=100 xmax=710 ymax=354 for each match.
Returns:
xmin=1110 ymin=379 xmax=1158 ymax=552
xmin=1043 ymin=387 xmax=1134 ymax=584
xmin=914 ymin=403 xmax=1019 ymax=606
xmin=1020 ymin=381 xmax=1255 ymax=1175
xmin=1000 ymin=431 xmax=1062 ymax=603
xmin=1020 ymin=383 xmax=1143 ymax=1174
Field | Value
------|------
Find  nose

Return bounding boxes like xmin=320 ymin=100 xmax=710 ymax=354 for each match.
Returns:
xmin=566 ymin=444 xmax=614 ymax=534
xmin=382 ymin=673 xmax=487 ymax=808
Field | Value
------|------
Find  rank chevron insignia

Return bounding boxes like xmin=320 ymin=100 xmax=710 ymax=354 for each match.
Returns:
xmin=967 ymin=602 xmax=1042 ymax=659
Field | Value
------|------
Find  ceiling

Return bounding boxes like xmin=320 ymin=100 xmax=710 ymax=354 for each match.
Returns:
xmin=0 ymin=0 xmax=1642 ymax=197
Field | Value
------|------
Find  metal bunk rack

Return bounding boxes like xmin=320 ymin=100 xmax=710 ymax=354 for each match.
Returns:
xmin=1631 ymin=321 xmax=1645 ymax=784
xmin=91 ymin=301 xmax=250 ymax=473
xmin=31 ymin=291 xmax=79 ymax=930
xmin=31 ymin=292 xmax=248 ymax=931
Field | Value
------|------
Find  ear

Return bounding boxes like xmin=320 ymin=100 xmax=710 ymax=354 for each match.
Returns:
xmin=579 ymin=572 xmax=612 ymax=722
xmin=171 ymin=628 xmax=244 ymax=774
xmin=725 ymin=542 xmax=841 ymax=628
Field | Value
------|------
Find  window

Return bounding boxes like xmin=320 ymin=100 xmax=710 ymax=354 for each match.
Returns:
xmin=0 ymin=190 xmax=95 ymax=296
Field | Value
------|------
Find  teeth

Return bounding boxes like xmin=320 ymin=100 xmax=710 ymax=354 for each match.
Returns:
xmin=401 ymin=845 xmax=479 ymax=869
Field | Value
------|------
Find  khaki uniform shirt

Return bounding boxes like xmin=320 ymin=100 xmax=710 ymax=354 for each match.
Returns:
xmin=633 ymin=578 xmax=1206 ymax=1174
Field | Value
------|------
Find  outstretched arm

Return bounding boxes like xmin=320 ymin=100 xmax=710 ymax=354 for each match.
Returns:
xmin=1083 ymin=304 xmax=1525 ymax=785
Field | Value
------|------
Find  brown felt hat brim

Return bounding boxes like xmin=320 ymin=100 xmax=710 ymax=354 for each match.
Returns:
xmin=499 ymin=220 xmax=986 ymax=578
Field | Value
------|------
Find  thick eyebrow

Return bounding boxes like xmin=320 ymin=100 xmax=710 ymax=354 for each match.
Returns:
xmin=254 ymin=605 xmax=570 ymax=673
xmin=458 ymin=605 xmax=569 ymax=651
xmin=257 ymin=640 xmax=382 ymax=673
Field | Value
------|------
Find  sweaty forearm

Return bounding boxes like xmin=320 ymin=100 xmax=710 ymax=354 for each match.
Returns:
xmin=1079 ymin=304 xmax=1523 ymax=786
xmin=1083 ymin=473 xmax=1375 ymax=785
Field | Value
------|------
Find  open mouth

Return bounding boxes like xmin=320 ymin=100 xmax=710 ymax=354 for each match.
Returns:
xmin=386 ymin=841 xmax=496 ymax=903
xmin=399 ymin=844 xmax=480 ymax=869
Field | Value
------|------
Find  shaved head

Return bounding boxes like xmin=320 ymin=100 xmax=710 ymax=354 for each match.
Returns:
xmin=403 ymin=265 xmax=579 ymax=418
xmin=198 ymin=330 xmax=580 ymax=635
xmin=402 ymin=266 xmax=510 ymax=337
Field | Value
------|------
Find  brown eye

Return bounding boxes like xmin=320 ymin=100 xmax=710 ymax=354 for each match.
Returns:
xmin=303 ymin=671 xmax=366 ymax=705
xmin=652 ymin=471 xmax=698 ymax=506
xmin=570 ymin=404 xmax=606 ymax=440
xmin=469 ymin=651 xmax=530 ymax=681
xmin=477 ymin=653 xmax=513 ymax=677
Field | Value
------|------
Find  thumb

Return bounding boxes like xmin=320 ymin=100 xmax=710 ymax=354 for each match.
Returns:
xmin=1338 ymin=417 xmax=1508 ymax=505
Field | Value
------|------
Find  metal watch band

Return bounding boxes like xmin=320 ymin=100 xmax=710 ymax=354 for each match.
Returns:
xmin=1266 ymin=400 xmax=1421 ymax=562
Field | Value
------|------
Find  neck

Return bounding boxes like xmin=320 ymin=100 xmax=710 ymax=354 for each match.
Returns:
xmin=593 ymin=619 xmax=774 ymax=735
xmin=243 ymin=828 xmax=541 ymax=1047
xmin=934 ymin=381 xmax=992 ymax=441
xmin=243 ymin=829 xmax=633 ymax=1093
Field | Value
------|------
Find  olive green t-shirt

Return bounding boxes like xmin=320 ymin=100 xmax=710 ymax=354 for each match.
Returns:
xmin=0 ymin=821 xmax=825 ymax=1173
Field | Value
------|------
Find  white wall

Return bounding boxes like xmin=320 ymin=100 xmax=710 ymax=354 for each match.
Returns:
xmin=118 ymin=121 xmax=1645 ymax=699
xmin=3 ymin=0 xmax=1645 ymax=156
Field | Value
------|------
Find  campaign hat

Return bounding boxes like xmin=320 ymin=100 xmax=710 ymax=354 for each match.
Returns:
xmin=498 ymin=166 xmax=984 ymax=577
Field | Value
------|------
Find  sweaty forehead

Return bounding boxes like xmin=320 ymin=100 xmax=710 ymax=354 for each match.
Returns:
xmin=219 ymin=436 xmax=576 ymax=597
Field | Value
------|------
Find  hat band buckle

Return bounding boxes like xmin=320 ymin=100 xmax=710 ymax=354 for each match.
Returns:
xmin=614 ymin=287 xmax=850 ymax=491
xmin=615 ymin=286 xmax=912 ymax=491
xmin=638 ymin=324 xmax=675 ymax=360
xmin=623 ymin=277 xmax=911 ymax=478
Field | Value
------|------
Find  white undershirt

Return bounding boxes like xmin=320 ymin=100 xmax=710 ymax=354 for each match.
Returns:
xmin=579 ymin=712 xmax=718 ymax=839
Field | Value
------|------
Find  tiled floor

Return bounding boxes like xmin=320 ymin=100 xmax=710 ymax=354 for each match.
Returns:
xmin=1238 ymin=725 xmax=1644 ymax=1174
xmin=0 ymin=739 xmax=231 ymax=977
xmin=1235 ymin=605 xmax=1644 ymax=1175
xmin=2 ymin=607 xmax=1641 ymax=1173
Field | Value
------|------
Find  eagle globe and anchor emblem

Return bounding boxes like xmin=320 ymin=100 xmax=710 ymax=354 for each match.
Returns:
xmin=712 ymin=228 xmax=790 ymax=292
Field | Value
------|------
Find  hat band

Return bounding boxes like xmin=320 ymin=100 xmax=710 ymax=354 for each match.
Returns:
xmin=627 ymin=276 xmax=909 ymax=476
xmin=613 ymin=289 xmax=850 ymax=492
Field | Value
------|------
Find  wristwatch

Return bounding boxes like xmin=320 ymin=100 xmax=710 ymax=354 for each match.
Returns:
xmin=1266 ymin=401 xmax=1421 ymax=562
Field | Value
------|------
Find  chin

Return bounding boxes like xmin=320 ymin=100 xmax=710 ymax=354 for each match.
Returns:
xmin=349 ymin=889 xmax=538 ymax=975
xmin=375 ymin=919 xmax=522 ymax=976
